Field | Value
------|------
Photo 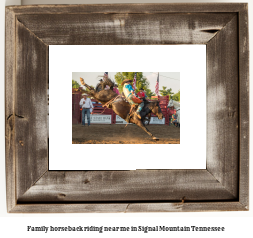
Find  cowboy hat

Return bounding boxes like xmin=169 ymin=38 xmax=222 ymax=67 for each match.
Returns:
xmin=121 ymin=79 xmax=133 ymax=86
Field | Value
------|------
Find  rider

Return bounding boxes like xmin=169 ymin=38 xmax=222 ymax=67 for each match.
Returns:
xmin=113 ymin=85 xmax=120 ymax=95
xmin=121 ymin=79 xmax=144 ymax=119
xmin=137 ymin=88 xmax=146 ymax=99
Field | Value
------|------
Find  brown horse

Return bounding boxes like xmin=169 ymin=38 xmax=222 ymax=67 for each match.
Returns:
xmin=80 ymin=78 xmax=163 ymax=140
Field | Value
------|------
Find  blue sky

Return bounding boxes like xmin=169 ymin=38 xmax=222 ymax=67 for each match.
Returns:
xmin=72 ymin=72 xmax=180 ymax=94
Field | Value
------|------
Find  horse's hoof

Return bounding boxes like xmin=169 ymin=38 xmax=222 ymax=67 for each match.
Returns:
xmin=152 ymin=137 xmax=159 ymax=141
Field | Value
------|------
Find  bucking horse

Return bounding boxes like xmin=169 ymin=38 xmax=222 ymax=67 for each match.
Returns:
xmin=80 ymin=77 xmax=163 ymax=141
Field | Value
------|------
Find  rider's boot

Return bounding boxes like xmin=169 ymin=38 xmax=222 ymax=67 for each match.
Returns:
xmin=135 ymin=102 xmax=144 ymax=119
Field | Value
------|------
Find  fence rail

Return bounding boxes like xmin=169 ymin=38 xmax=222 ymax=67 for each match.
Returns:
xmin=73 ymin=91 xmax=177 ymax=125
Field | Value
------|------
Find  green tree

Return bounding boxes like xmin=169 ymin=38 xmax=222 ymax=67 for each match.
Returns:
xmin=145 ymin=88 xmax=156 ymax=99
xmin=114 ymin=72 xmax=125 ymax=92
xmin=159 ymin=86 xmax=174 ymax=96
xmin=114 ymin=72 xmax=150 ymax=93
xmin=72 ymin=80 xmax=80 ymax=89
xmin=172 ymin=90 xmax=180 ymax=101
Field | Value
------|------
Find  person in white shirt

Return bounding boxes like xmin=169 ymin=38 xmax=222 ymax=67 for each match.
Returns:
xmin=79 ymin=93 xmax=94 ymax=126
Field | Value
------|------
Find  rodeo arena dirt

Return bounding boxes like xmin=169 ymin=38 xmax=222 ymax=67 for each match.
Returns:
xmin=72 ymin=89 xmax=180 ymax=144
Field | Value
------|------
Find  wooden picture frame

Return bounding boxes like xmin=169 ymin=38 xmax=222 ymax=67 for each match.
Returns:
xmin=5 ymin=3 xmax=249 ymax=213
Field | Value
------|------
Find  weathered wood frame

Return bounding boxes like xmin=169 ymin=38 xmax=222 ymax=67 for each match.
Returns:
xmin=5 ymin=4 xmax=249 ymax=213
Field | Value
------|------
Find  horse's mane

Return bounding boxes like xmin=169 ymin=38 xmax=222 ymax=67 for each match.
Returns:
xmin=172 ymin=100 xmax=180 ymax=108
xmin=95 ymin=82 xmax=102 ymax=92
xmin=143 ymin=99 xmax=159 ymax=110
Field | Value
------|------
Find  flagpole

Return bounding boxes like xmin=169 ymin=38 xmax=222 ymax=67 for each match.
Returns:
xmin=158 ymin=72 xmax=159 ymax=97
xmin=155 ymin=72 xmax=159 ymax=97
xmin=133 ymin=72 xmax=137 ymax=91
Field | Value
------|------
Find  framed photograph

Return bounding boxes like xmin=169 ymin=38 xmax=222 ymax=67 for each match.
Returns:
xmin=5 ymin=3 xmax=249 ymax=212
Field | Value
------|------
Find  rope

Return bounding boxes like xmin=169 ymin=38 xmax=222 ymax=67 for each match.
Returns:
xmin=93 ymin=95 xmax=121 ymax=115
xmin=103 ymin=95 xmax=121 ymax=108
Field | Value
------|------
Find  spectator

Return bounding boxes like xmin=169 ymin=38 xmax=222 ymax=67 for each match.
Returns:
xmin=113 ymin=85 xmax=120 ymax=95
xmin=171 ymin=113 xmax=178 ymax=126
xmin=170 ymin=113 xmax=175 ymax=126
xmin=97 ymin=102 xmax=102 ymax=108
xmin=90 ymin=101 xmax=96 ymax=114
xmin=79 ymin=93 xmax=93 ymax=126
xmin=137 ymin=88 xmax=146 ymax=99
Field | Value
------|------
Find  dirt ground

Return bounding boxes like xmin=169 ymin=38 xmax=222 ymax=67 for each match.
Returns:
xmin=72 ymin=124 xmax=180 ymax=144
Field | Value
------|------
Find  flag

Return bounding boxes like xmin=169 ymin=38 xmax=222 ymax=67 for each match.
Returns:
xmin=133 ymin=72 xmax=137 ymax=91
xmin=103 ymin=72 xmax=109 ymax=89
xmin=103 ymin=72 xmax=108 ymax=80
xmin=155 ymin=72 xmax=159 ymax=95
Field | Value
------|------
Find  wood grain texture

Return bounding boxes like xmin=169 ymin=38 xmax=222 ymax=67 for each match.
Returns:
xmin=7 ymin=3 xmax=246 ymax=15
xmin=238 ymin=4 xmax=249 ymax=208
xmin=18 ymin=170 xmax=236 ymax=202
xmin=206 ymin=16 xmax=239 ymax=198
xmin=16 ymin=13 xmax=235 ymax=45
xmin=5 ymin=3 xmax=249 ymax=213
xmin=126 ymin=202 xmax=248 ymax=212
xmin=15 ymin=20 xmax=48 ymax=200
xmin=5 ymin=7 xmax=16 ymax=212
xmin=10 ymin=202 xmax=247 ymax=213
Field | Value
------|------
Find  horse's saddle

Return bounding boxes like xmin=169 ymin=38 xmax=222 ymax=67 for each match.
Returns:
xmin=132 ymin=95 xmax=143 ymax=104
